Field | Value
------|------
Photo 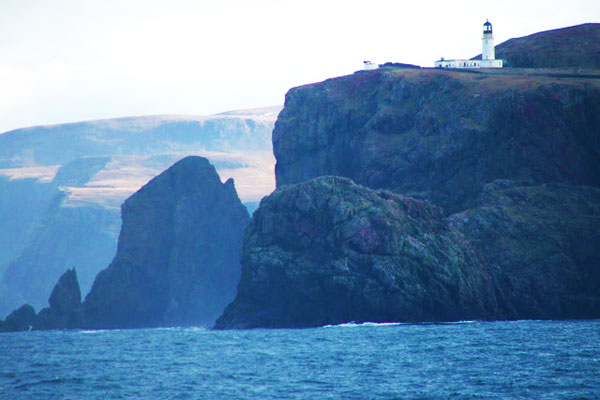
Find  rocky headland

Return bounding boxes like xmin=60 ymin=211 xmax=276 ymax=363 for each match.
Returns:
xmin=215 ymin=176 xmax=501 ymax=329
xmin=218 ymin=27 xmax=600 ymax=328
xmin=3 ymin=24 xmax=599 ymax=332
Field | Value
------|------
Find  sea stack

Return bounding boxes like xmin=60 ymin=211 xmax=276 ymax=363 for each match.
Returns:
xmin=83 ymin=156 xmax=250 ymax=329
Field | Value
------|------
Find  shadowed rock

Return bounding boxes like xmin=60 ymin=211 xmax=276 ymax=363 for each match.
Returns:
xmin=273 ymin=68 xmax=600 ymax=214
xmin=0 ymin=304 xmax=36 ymax=332
xmin=35 ymin=268 xmax=83 ymax=330
xmin=215 ymin=176 xmax=501 ymax=329
xmin=449 ymin=182 xmax=600 ymax=319
xmin=83 ymin=156 xmax=250 ymax=329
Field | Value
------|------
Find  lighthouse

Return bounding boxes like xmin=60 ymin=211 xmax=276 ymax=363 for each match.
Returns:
xmin=482 ymin=20 xmax=495 ymax=60
xmin=479 ymin=20 xmax=503 ymax=68
xmin=434 ymin=20 xmax=503 ymax=68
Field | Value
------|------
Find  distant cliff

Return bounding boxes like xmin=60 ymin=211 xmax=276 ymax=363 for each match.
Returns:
xmin=273 ymin=68 xmax=600 ymax=214
xmin=472 ymin=23 xmax=600 ymax=68
xmin=82 ymin=156 xmax=250 ymax=329
xmin=0 ymin=107 xmax=279 ymax=317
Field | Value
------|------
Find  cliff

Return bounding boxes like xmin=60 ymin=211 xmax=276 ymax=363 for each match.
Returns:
xmin=216 ymin=178 xmax=600 ymax=329
xmin=474 ymin=23 xmax=600 ymax=69
xmin=215 ymin=176 xmax=501 ymax=329
xmin=0 ymin=107 xmax=278 ymax=318
xmin=82 ymin=156 xmax=250 ymax=329
xmin=273 ymin=68 xmax=600 ymax=214
xmin=219 ymin=62 xmax=600 ymax=328
xmin=449 ymin=182 xmax=600 ymax=319
xmin=1 ymin=158 xmax=120 ymax=316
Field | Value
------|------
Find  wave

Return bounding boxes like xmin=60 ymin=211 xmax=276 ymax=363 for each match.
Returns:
xmin=322 ymin=321 xmax=408 ymax=328
xmin=322 ymin=320 xmax=484 ymax=328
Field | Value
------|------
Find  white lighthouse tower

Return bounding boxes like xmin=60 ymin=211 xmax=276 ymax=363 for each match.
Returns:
xmin=480 ymin=20 xmax=502 ymax=68
xmin=482 ymin=20 xmax=495 ymax=60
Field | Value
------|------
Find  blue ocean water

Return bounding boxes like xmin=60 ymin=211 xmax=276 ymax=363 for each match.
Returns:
xmin=0 ymin=320 xmax=599 ymax=399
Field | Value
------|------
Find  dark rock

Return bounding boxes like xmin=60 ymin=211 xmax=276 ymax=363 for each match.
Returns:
xmin=48 ymin=268 xmax=81 ymax=314
xmin=0 ymin=304 xmax=36 ymax=332
xmin=449 ymin=182 xmax=600 ymax=319
xmin=215 ymin=176 xmax=500 ymax=329
xmin=472 ymin=23 xmax=600 ymax=69
xmin=34 ymin=268 xmax=83 ymax=330
xmin=273 ymin=68 xmax=600 ymax=214
xmin=83 ymin=156 xmax=250 ymax=329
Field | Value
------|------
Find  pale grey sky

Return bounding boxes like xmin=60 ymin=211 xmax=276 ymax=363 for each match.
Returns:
xmin=1 ymin=0 xmax=598 ymax=133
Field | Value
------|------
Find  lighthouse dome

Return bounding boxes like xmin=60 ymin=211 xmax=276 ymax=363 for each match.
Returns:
xmin=483 ymin=20 xmax=493 ymax=34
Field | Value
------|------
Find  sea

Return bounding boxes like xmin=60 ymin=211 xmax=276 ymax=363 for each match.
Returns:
xmin=1 ymin=320 xmax=598 ymax=399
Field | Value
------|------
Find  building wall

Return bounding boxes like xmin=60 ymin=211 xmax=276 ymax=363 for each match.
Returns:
xmin=480 ymin=59 xmax=503 ymax=68
xmin=363 ymin=62 xmax=379 ymax=70
xmin=434 ymin=59 xmax=482 ymax=68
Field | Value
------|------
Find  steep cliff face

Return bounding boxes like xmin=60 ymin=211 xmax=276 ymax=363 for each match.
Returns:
xmin=215 ymin=178 xmax=600 ymax=329
xmin=83 ymin=156 xmax=250 ymax=329
xmin=223 ymin=64 xmax=600 ymax=328
xmin=449 ymin=182 xmax=600 ymax=319
xmin=215 ymin=177 xmax=500 ymax=329
xmin=273 ymin=68 xmax=600 ymax=214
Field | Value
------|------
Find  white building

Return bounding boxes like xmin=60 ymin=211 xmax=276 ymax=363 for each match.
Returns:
xmin=435 ymin=20 xmax=503 ymax=69
xmin=363 ymin=61 xmax=379 ymax=70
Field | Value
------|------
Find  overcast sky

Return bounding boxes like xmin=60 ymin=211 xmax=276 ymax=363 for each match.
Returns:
xmin=1 ymin=0 xmax=598 ymax=133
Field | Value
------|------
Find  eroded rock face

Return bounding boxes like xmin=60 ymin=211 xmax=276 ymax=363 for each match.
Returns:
xmin=215 ymin=177 xmax=500 ymax=329
xmin=83 ymin=156 xmax=250 ymax=329
xmin=35 ymin=268 xmax=83 ymax=330
xmin=449 ymin=182 xmax=600 ymax=319
xmin=215 ymin=179 xmax=600 ymax=329
xmin=47 ymin=268 xmax=82 ymax=314
xmin=273 ymin=68 xmax=600 ymax=214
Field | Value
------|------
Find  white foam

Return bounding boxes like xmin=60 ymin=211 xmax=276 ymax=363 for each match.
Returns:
xmin=322 ymin=321 xmax=407 ymax=328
